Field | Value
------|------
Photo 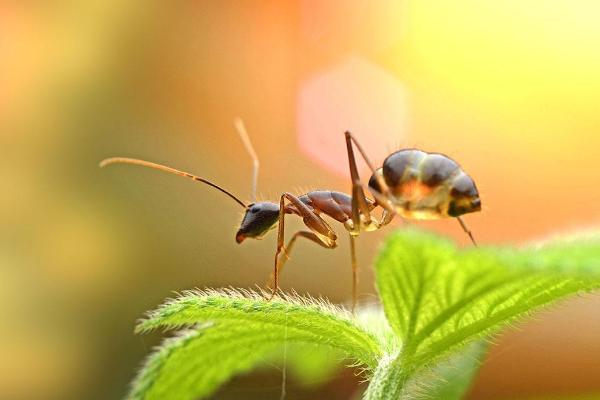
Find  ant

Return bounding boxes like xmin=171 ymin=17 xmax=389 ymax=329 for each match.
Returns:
xmin=100 ymin=119 xmax=481 ymax=312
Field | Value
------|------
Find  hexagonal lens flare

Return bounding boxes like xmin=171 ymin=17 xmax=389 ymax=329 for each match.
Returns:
xmin=297 ymin=57 xmax=408 ymax=178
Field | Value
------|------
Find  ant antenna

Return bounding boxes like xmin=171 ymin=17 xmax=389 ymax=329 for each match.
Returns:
xmin=99 ymin=157 xmax=247 ymax=208
xmin=234 ymin=118 xmax=259 ymax=202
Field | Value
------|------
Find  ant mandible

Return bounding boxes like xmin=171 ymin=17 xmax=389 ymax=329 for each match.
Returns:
xmin=100 ymin=120 xmax=481 ymax=312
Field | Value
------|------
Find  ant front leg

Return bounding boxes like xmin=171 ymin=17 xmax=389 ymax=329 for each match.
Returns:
xmin=270 ymin=193 xmax=337 ymax=299
xmin=266 ymin=231 xmax=335 ymax=290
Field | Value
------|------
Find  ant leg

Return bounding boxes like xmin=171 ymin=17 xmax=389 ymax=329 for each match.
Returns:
xmin=271 ymin=193 xmax=337 ymax=299
xmin=271 ymin=194 xmax=288 ymax=299
xmin=266 ymin=231 xmax=335 ymax=290
xmin=344 ymin=132 xmax=392 ymax=313
xmin=344 ymin=131 xmax=378 ymax=175
xmin=283 ymin=193 xmax=337 ymax=242
xmin=457 ymin=216 xmax=478 ymax=247
xmin=349 ymin=234 xmax=358 ymax=313
xmin=345 ymin=131 xmax=393 ymax=199
xmin=344 ymin=132 xmax=375 ymax=232
xmin=369 ymin=189 xmax=397 ymax=214
xmin=344 ymin=131 xmax=397 ymax=227
xmin=379 ymin=209 xmax=396 ymax=227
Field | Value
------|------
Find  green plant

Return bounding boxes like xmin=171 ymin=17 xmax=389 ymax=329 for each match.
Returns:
xmin=127 ymin=229 xmax=600 ymax=399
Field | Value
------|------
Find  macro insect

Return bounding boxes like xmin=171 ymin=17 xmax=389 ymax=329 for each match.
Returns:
xmin=100 ymin=120 xmax=481 ymax=312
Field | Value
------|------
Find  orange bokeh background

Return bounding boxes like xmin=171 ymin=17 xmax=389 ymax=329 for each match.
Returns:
xmin=1 ymin=2 xmax=599 ymax=399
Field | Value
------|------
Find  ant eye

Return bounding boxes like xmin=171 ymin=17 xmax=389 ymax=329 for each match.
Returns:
xmin=251 ymin=206 xmax=260 ymax=214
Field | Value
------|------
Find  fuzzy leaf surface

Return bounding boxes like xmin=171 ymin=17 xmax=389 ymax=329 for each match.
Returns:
xmin=128 ymin=323 xmax=277 ymax=400
xmin=371 ymin=229 xmax=600 ymax=398
xmin=129 ymin=289 xmax=382 ymax=400
xmin=128 ymin=229 xmax=600 ymax=400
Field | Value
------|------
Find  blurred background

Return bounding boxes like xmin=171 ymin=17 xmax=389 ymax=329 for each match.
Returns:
xmin=2 ymin=1 xmax=600 ymax=399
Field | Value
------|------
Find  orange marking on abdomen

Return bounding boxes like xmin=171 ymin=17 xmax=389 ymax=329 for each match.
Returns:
xmin=399 ymin=180 xmax=434 ymax=200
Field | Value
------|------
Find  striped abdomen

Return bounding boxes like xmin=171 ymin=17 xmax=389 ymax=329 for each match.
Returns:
xmin=369 ymin=149 xmax=481 ymax=220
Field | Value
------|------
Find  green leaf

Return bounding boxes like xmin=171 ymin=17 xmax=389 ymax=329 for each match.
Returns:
xmin=371 ymin=229 xmax=600 ymax=398
xmin=127 ymin=229 xmax=600 ymax=400
xmin=408 ymin=340 xmax=488 ymax=399
xmin=262 ymin=344 xmax=345 ymax=388
xmin=129 ymin=289 xmax=382 ymax=400
xmin=260 ymin=305 xmax=400 ymax=390
xmin=363 ymin=340 xmax=487 ymax=400
xmin=128 ymin=323 xmax=277 ymax=400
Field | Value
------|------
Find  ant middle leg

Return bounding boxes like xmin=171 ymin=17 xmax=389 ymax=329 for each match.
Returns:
xmin=349 ymin=234 xmax=359 ymax=313
xmin=343 ymin=132 xmax=398 ymax=313
xmin=345 ymin=132 xmax=375 ymax=232
xmin=344 ymin=131 xmax=396 ymax=231
xmin=344 ymin=131 xmax=393 ymax=199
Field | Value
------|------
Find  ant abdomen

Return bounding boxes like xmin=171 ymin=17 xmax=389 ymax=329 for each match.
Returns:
xmin=369 ymin=149 xmax=481 ymax=220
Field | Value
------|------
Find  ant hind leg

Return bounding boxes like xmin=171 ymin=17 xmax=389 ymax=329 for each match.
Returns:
xmin=457 ymin=216 xmax=478 ymax=247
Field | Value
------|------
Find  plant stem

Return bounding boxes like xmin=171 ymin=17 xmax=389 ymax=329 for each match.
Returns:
xmin=363 ymin=351 xmax=406 ymax=400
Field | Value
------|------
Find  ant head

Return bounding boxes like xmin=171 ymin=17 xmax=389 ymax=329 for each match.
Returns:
xmin=447 ymin=174 xmax=481 ymax=217
xmin=235 ymin=202 xmax=280 ymax=243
